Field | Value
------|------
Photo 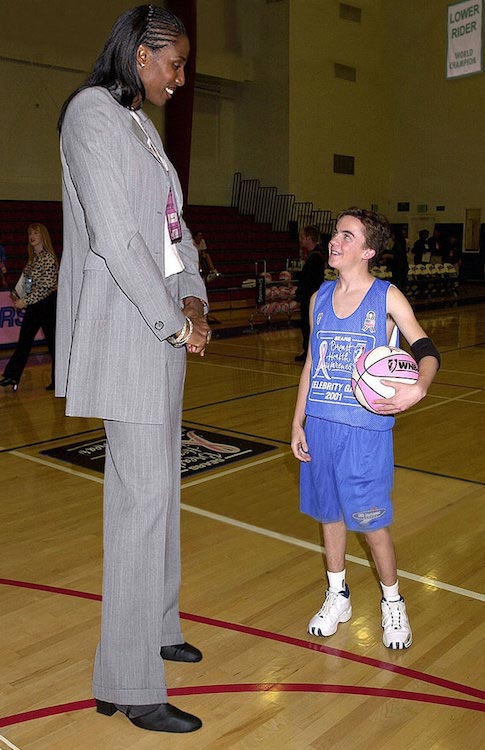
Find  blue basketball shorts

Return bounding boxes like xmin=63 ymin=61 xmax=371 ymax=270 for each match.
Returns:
xmin=300 ymin=416 xmax=394 ymax=532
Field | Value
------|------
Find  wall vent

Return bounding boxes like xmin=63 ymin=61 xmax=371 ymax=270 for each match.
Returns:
xmin=333 ymin=154 xmax=355 ymax=175
xmin=339 ymin=3 xmax=362 ymax=22
xmin=334 ymin=62 xmax=357 ymax=81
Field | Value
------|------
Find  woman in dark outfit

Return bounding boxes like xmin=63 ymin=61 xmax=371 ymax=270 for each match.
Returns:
xmin=0 ymin=223 xmax=57 ymax=391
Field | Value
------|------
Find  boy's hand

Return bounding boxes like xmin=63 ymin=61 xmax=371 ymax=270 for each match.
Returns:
xmin=291 ymin=424 xmax=311 ymax=462
xmin=372 ymin=381 xmax=427 ymax=414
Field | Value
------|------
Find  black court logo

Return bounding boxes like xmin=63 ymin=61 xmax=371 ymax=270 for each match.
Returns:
xmin=41 ymin=425 xmax=276 ymax=478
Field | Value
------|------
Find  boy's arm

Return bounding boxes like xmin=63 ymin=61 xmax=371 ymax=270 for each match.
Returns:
xmin=291 ymin=292 xmax=317 ymax=461
xmin=374 ymin=286 xmax=440 ymax=414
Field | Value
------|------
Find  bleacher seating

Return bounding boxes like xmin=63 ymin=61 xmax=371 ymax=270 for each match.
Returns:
xmin=183 ymin=205 xmax=298 ymax=304
xmin=0 ymin=200 xmax=298 ymax=305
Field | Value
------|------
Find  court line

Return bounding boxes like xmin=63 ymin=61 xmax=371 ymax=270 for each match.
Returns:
xmin=181 ymin=614 xmax=485 ymax=700
xmin=0 ymin=683 xmax=483 ymax=729
xmin=178 ymin=503 xmax=485 ymax=601
xmin=189 ymin=356 xmax=299 ymax=378
xmin=0 ymin=427 xmax=104 ymax=455
xmin=4 ymin=450 xmax=104 ymax=483
xmin=3 ymin=448 xmax=483 ymax=601
xmin=396 ymin=388 xmax=483 ymax=418
xmin=0 ymin=735 xmax=21 ymax=750
xmin=178 ymin=683 xmax=485 ymax=710
xmin=0 ymin=579 xmax=483 ymax=705
xmin=198 ymin=348 xmax=485 ymax=385
xmin=394 ymin=463 xmax=484 ymax=486
xmin=184 ymin=420 xmax=485 ymax=482
xmin=1 ymin=575 xmax=484 ymax=702
xmin=183 ymin=383 xmax=297 ymax=412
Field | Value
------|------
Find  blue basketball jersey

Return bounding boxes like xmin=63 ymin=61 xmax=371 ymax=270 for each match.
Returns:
xmin=305 ymin=278 xmax=396 ymax=430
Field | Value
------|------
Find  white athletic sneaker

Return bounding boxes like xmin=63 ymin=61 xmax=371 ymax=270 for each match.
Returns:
xmin=307 ymin=586 xmax=352 ymax=637
xmin=381 ymin=596 xmax=413 ymax=649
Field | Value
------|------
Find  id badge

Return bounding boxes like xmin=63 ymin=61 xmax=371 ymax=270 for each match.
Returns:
xmin=166 ymin=188 xmax=182 ymax=242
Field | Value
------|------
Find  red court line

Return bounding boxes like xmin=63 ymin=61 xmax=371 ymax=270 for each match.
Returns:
xmin=1 ymin=578 xmax=484 ymax=703
xmin=1 ymin=684 xmax=484 ymax=728
xmin=0 ymin=578 xmax=101 ymax=602
xmin=181 ymin=612 xmax=485 ymax=701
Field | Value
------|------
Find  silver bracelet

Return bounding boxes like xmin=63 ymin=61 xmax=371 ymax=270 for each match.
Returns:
xmin=168 ymin=316 xmax=193 ymax=347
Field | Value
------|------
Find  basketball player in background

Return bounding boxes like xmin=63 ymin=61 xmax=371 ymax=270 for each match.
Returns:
xmin=291 ymin=207 xmax=440 ymax=649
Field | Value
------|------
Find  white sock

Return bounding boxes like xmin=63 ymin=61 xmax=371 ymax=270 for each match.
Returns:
xmin=327 ymin=569 xmax=346 ymax=593
xmin=381 ymin=580 xmax=400 ymax=602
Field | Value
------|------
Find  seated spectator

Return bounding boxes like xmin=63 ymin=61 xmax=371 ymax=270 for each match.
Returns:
xmin=192 ymin=230 xmax=220 ymax=324
xmin=192 ymin=230 xmax=220 ymax=282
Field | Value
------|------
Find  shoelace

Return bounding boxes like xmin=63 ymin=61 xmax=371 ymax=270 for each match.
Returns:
xmin=383 ymin=600 xmax=406 ymax=630
xmin=318 ymin=590 xmax=343 ymax=616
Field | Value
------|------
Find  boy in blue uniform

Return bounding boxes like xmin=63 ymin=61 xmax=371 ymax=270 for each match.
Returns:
xmin=291 ymin=208 xmax=440 ymax=649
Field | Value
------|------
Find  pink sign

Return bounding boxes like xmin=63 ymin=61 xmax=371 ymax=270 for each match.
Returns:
xmin=0 ymin=291 xmax=45 ymax=347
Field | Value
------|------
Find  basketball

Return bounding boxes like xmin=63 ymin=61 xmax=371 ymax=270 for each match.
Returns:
xmin=351 ymin=346 xmax=419 ymax=413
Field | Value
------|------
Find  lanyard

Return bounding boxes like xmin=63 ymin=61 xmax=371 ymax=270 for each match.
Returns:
xmin=129 ymin=110 xmax=169 ymax=171
xmin=130 ymin=110 xmax=182 ymax=244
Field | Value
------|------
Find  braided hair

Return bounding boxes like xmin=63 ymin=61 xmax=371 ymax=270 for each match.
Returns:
xmin=58 ymin=4 xmax=186 ymax=131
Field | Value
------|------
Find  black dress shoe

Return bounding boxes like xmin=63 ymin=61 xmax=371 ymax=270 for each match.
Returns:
xmin=96 ymin=700 xmax=202 ymax=733
xmin=45 ymin=382 xmax=55 ymax=391
xmin=294 ymin=352 xmax=306 ymax=362
xmin=0 ymin=377 xmax=18 ymax=391
xmin=160 ymin=641 xmax=202 ymax=662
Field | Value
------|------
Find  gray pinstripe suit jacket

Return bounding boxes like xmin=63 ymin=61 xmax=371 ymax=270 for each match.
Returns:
xmin=56 ymin=87 xmax=206 ymax=423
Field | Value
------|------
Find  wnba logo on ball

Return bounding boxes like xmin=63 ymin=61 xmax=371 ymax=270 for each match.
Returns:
xmin=351 ymin=346 xmax=419 ymax=413
xmin=388 ymin=357 xmax=419 ymax=374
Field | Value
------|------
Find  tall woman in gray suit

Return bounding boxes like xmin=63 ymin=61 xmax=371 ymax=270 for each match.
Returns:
xmin=57 ymin=5 xmax=210 ymax=734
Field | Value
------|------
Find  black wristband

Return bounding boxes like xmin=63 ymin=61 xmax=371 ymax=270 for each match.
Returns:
xmin=411 ymin=337 xmax=441 ymax=368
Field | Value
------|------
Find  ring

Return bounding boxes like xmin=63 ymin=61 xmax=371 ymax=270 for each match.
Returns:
xmin=206 ymin=330 xmax=212 ymax=341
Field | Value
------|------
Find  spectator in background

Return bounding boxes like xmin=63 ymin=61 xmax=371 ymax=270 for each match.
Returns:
xmin=428 ymin=228 xmax=450 ymax=264
xmin=0 ymin=223 xmax=58 ymax=391
xmin=444 ymin=234 xmax=462 ymax=268
xmin=383 ymin=228 xmax=409 ymax=294
xmin=192 ymin=230 xmax=219 ymax=283
xmin=192 ymin=230 xmax=220 ymax=323
xmin=412 ymin=229 xmax=430 ymax=265
xmin=0 ymin=233 xmax=7 ymax=288
xmin=294 ymin=225 xmax=327 ymax=362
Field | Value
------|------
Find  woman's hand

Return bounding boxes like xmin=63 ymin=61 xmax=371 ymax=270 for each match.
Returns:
xmin=186 ymin=315 xmax=211 ymax=356
xmin=14 ymin=298 xmax=27 ymax=309
xmin=183 ymin=297 xmax=211 ymax=356
xmin=291 ymin=424 xmax=311 ymax=462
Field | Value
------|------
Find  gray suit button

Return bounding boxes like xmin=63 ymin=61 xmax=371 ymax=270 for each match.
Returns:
xmin=154 ymin=321 xmax=164 ymax=330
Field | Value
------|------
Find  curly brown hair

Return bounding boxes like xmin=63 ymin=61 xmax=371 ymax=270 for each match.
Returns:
xmin=336 ymin=207 xmax=390 ymax=266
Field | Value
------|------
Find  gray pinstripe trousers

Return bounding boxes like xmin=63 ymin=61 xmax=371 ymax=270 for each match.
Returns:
xmin=92 ymin=411 xmax=184 ymax=704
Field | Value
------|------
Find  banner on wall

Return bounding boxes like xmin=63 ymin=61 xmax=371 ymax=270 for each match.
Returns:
xmin=447 ymin=0 xmax=483 ymax=78
xmin=0 ymin=291 xmax=44 ymax=348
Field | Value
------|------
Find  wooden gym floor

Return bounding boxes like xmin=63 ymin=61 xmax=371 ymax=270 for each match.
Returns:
xmin=0 ymin=301 xmax=484 ymax=749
